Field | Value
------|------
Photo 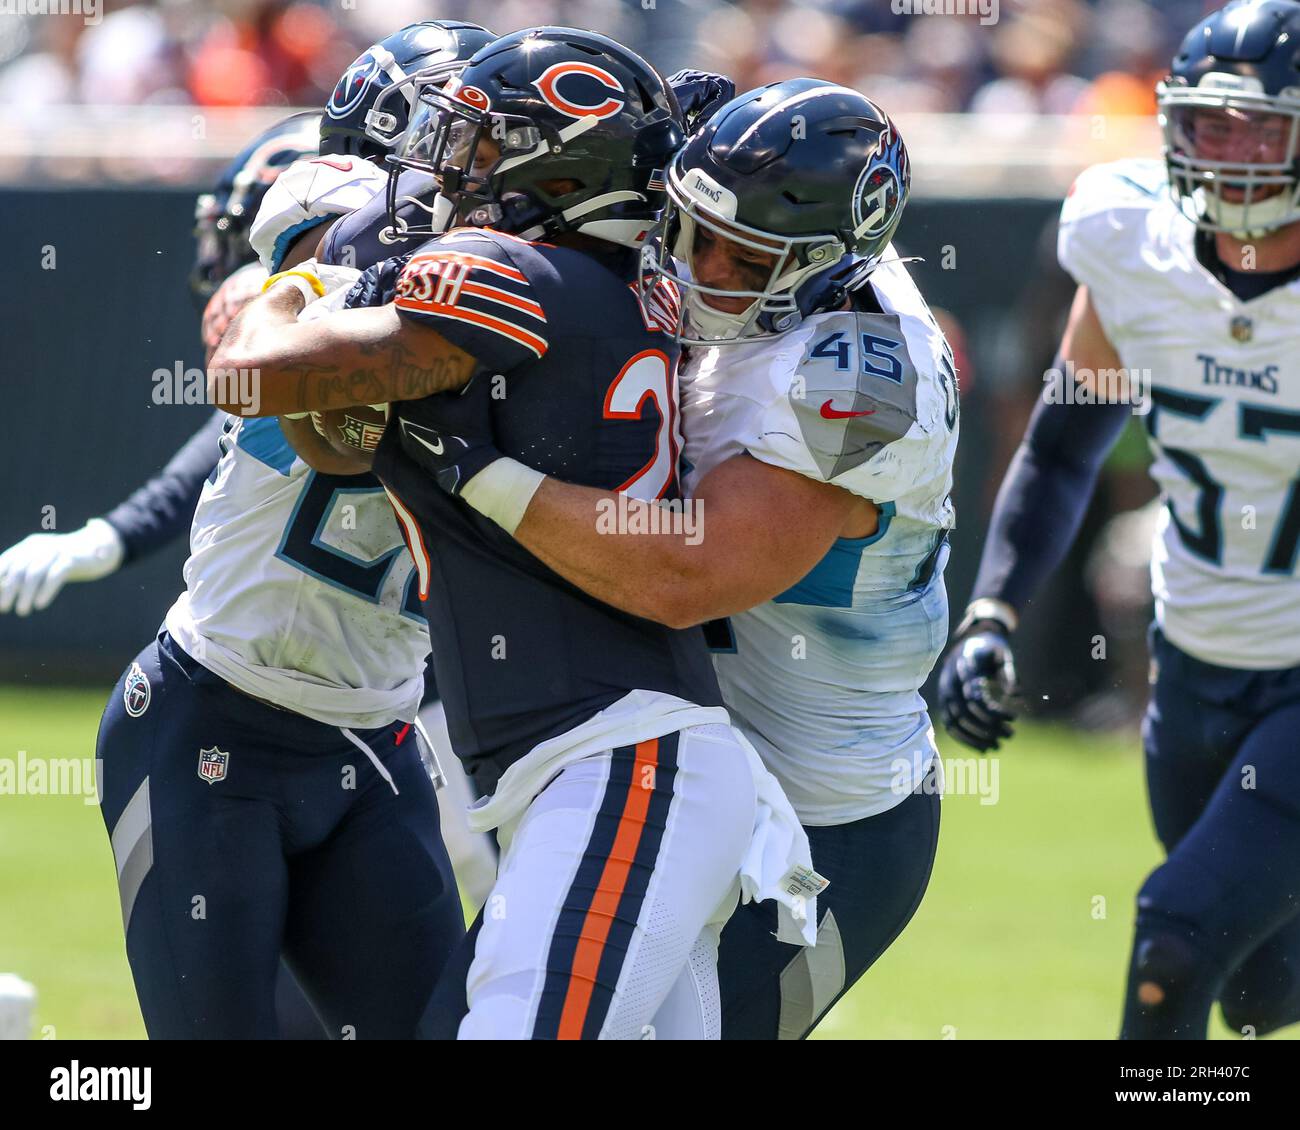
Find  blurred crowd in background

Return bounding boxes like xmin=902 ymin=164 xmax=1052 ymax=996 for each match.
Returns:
xmin=0 ymin=0 xmax=1227 ymax=118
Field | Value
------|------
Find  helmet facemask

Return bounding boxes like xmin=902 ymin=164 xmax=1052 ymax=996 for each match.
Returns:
xmin=387 ymin=74 xmax=650 ymax=245
xmin=358 ymin=55 xmax=472 ymax=155
xmin=642 ymin=166 xmax=850 ymax=347
xmin=1159 ymin=80 xmax=1300 ymax=238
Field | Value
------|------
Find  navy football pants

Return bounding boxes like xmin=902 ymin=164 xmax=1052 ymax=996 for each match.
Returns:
xmin=1122 ymin=628 xmax=1300 ymax=1039
xmin=96 ymin=632 xmax=465 ymax=1039
xmin=718 ymin=781 xmax=941 ymax=1040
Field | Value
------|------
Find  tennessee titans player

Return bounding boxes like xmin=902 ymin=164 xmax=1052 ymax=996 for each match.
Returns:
xmin=939 ymin=0 xmax=1300 ymax=1039
xmin=387 ymin=79 xmax=955 ymax=1040
xmin=91 ymin=24 xmax=497 ymax=1039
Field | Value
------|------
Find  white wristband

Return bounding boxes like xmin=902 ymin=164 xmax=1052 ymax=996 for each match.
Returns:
xmin=956 ymin=597 xmax=1019 ymax=636
xmin=460 ymin=457 xmax=546 ymax=536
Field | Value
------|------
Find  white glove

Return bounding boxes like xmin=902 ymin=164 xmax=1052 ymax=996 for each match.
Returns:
xmin=249 ymin=155 xmax=389 ymax=272
xmin=0 ymin=518 xmax=126 ymax=616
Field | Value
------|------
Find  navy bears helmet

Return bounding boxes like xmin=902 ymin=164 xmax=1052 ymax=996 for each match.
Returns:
xmin=643 ymin=77 xmax=911 ymax=345
xmin=320 ymin=20 xmax=496 ymax=163
xmin=385 ymin=26 xmax=684 ymax=248
xmin=1158 ymin=0 xmax=1300 ymax=236
xmin=188 ymin=110 xmax=320 ymax=306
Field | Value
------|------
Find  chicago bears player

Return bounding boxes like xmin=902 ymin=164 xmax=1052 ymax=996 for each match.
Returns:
xmin=211 ymin=27 xmax=818 ymax=1040
xmin=384 ymin=78 xmax=955 ymax=1040
xmin=939 ymin=0 xmax=1300 ymax=1039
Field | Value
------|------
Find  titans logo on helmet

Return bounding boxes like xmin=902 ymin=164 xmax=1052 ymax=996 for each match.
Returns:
xmin=329 ymin=53 xmax=383 ymax=120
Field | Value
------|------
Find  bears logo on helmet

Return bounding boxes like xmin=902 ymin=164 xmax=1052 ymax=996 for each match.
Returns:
xmin=533 ymin=62 xmax=626 ymax=120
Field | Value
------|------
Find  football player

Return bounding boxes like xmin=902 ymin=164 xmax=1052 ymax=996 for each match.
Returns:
xmin=210 ymin=27 xmax=818 ymax=1040
xmin=90 ymin=22 xmax=495 ymax=1039
xmin=336 ymin=78 xmax=956 ymax=1040
xmin=938 ymin=0 xmax=1300 ymax=1039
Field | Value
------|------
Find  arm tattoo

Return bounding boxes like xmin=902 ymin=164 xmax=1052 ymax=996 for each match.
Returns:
xmin=285 ymin=338 xmax=471 ymax=411
xmin=359 ymin=338 xmax=471 ymax=399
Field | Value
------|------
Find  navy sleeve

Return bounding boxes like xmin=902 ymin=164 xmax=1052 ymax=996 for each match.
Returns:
xmin=391 ymin=232 xmax=549 ymax=372
xmin=970 ymin=382 xmax=1133 ymax=616
xmin=102 ymin=410 xmax=227 ymax=564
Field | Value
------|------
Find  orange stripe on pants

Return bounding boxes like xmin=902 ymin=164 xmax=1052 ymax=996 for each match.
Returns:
xmin=555 ymin=738 xmax=661 ymax=1040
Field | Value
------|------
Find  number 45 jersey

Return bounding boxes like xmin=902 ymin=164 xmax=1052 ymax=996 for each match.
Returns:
xmin=681 ymin=250 xmax=959 ymax=824
xmin=164 ymin=415 xmax=430 ymax=729
xmin=1060 ymin=158 xmax=1300 ymax=670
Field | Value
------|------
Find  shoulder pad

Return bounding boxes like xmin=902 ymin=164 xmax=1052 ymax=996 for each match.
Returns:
xmin=784 ymin=310 xmax=923 ymax=481
xmin=1060 ymin=158 xmax=1166 ymax=227
xmin=250 ymin=155 xmax=388 ymax=272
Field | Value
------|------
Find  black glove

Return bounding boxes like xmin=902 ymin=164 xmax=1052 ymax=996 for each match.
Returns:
xmin=668 ymin=69 xmax=736 ymax=133
xmin=937 ymin=624 xmax=1019 ymax=753
xmin=394 ymin=374 xmax=502 ymax=497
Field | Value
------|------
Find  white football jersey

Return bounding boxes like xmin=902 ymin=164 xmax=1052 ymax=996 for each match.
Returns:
xmin=1059 ymin=158 xmax=1300 ymax=670
xmin=165 ymin=415 xmax=430 ymax=729
xmin=681 ymin=251 xmax=959 ymax=824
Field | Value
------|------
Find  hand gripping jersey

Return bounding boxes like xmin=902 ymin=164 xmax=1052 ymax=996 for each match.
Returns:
xmin=368 ymin=227 xmax=726 ymax=792
xmin=681 ymin=251 xmax=959 ymax=824
xmin=1060 ymin=158 xmax=1300 ymax=670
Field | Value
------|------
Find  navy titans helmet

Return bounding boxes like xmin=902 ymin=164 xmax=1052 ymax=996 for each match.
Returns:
xmin=189 ymin=110 xmax=320 ymax=306
xmin=1158 ymin=0 xmax=1300 ymax=236
xmin=320 ymin=20 xmax=496 ymax=163
xmin=643 ymin=77 xmax=911 ymax=345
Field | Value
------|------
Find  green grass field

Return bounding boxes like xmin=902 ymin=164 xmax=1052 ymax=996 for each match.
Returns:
xmin=0 ymin=685 xmax=1290 ymax=1040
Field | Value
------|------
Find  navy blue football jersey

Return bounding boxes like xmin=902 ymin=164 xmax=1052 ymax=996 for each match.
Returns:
xmin=362 ymin=226 xmax=721 ymax=791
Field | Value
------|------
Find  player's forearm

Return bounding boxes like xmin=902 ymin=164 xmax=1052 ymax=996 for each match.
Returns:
xmin=971 ymin=395 xmax=1132 ymax=615
xmin=514 ymin=479 xmax=725 ymax=629
xmin=208 ymin=287 xmax=474 ymax=416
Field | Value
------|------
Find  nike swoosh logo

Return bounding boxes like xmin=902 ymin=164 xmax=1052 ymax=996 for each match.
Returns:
xmin=401 ymin=420 xmax=444 ymax=456
xmin=820 ymin=399 xmax=876 ymax=420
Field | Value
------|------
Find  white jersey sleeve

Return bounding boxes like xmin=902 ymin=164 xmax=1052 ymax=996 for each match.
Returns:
xmin=1057 ymin=157 xmax=1168 ymax=342
xmin=250 ymin=154 xmax=388 ymax=273
xmin=745 ymin=268 xmax=958 ymax=534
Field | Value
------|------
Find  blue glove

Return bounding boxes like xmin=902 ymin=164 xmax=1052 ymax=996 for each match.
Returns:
xmin=668 ymin=69 xmax=736 ymax=132
xmin=394 ymin=374 xmax=502 ymax=497
xmin=937 ymin=626 xmax=1019 ymax=753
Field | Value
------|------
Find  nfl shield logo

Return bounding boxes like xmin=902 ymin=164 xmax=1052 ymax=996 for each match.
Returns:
xmin=1231 ymin=315 xmax=1254 ymax=343
xmin=123 ymin=662 xmax=150 ymax=718
xmin=197 ymin=747 xmax=229 ymax=785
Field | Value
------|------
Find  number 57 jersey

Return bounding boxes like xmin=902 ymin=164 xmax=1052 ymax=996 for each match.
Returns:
xmin=1060 ymin=158 xmax=1300 ymax=670
xmin=164 ymin=416 xmax=431 ymax=729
